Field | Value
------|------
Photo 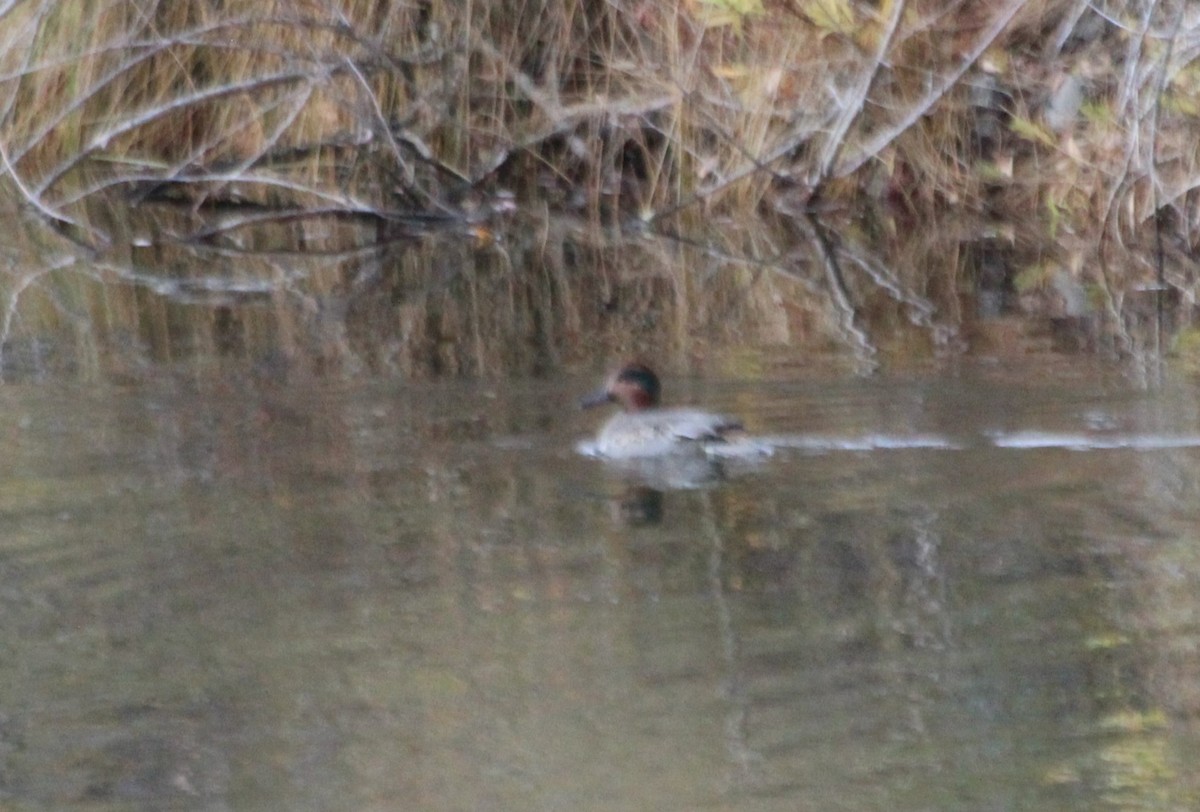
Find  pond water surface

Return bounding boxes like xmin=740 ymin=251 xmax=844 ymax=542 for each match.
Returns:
xmin=2 ymin=360 xmax=1200 ymax=810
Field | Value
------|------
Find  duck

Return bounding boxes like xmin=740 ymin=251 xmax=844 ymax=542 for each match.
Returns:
xmin=579 ymin=362 xmax=746 ymax=458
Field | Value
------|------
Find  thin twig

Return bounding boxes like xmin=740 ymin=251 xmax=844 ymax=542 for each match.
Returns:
xmin=0 ymin=136 xmax=109 ymax=249
xmin=834 ymin=0 xmax=1026 ymax=179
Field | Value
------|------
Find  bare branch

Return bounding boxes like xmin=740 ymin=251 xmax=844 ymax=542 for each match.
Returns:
xmin=812 ymin=0 xmax=906 ymax=183
xmin=31 ymin=68 xmax=323 ymax=199
xmin=0 ymin=135 xmax=110 ymax=249
xmin=834 ymin=0 xmax=1026 ymax=179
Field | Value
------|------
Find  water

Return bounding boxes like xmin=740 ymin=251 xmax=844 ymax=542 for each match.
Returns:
xmin=2 ymin=362 xmax=1200 ymax=810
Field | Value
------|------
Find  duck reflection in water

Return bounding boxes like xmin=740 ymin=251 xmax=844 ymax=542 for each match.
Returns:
xmin=613 ymin=485 xmax=665 ymax=526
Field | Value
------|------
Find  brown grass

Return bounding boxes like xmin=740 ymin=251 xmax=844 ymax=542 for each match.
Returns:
xmin=0 ymin=0 xmax=1197 ymax=377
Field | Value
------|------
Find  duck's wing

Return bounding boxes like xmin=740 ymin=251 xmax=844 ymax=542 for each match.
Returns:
xmin=662 ymin=410 xmax=744 ymax=443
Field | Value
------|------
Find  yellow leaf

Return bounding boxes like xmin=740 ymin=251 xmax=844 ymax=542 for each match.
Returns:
xmin=692 ymin=0 xmax=764 ymax=29
xmin=1165 ymin=89 xmax=1200 ymax=117
xmin=1009 ymin=116 xmax=1057 ymax=147
xmin=979 ymin=48 xmax=1009 ymax=74
xmin=712 ymin=64 xmax=753 ymax=79
xmin=803 ymin=0 xmax=857 ymax=36
xmin=1013 ymin=263 xmax=1052 ymax=293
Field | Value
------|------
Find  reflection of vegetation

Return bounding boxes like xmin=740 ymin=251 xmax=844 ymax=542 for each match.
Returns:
xmin=0 ymin=1 xmax=1197 ymax=376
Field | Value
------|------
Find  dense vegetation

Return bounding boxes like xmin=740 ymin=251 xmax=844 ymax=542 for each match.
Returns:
xmin=0 ymin=0 xmax=1197 ymax=376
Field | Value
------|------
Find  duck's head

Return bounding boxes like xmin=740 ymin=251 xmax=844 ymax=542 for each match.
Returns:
xmin=580 ymin=362 xmax=662 ymax=413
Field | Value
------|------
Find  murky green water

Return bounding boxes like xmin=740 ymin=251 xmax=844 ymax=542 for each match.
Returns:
xmin=2 ymin=361 xmax=1200 ymax=811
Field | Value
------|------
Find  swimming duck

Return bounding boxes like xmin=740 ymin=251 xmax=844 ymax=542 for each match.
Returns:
xmin=579 ymin=362 xmax=745 ymax=458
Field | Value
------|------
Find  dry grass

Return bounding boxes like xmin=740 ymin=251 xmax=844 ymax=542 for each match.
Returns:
xmin=0 ymin=0 xmax=1197 ymax=377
